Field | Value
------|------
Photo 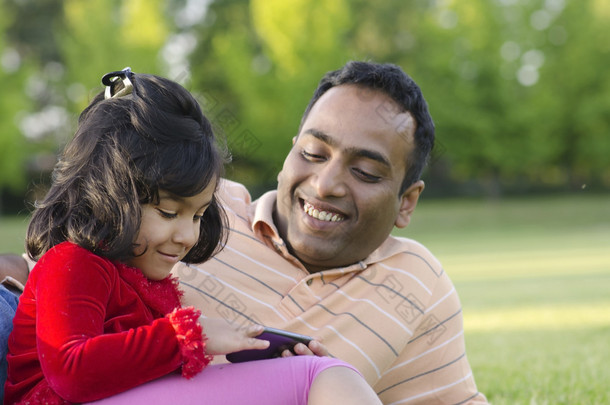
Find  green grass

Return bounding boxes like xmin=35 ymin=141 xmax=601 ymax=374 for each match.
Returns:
xmin=2 ymin=194 xmax=609 ymax=403
xmin=0 ymin=215 xmax=28 ymax=254
xmin=395 ymin=193 xmax=610 ymax=404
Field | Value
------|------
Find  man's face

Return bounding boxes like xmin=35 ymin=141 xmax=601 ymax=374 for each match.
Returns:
xmin=275 ymin=84 xmax=424 ymax=272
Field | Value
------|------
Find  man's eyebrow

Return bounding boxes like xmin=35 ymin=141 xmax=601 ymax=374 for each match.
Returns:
xmin=303 ymin=128 xmax=391 ymax=168
xmin=303 ymin=128 xmax=336 ymax=146
xmin=349 ymin=148 xmax=391 ymax=168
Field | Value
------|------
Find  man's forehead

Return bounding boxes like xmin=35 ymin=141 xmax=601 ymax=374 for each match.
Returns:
xmin=302 ymin=85 xmax=417 ymax=154
xmin=313 ymin=85 xmax=415 ymax=128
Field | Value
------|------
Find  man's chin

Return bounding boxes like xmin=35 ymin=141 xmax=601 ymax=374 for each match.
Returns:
xmin=291 ymin=246 xmax=352 ymax=273
xmin=299 ymin=259 xmax=337 ymax=274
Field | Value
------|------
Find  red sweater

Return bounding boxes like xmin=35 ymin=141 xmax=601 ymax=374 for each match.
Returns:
xmin=5 ymin=242 xmax=209 ymax=404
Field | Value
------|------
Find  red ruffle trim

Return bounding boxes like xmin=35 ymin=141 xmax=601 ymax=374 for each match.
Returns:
xmin=117 ymin=262 xmax=183 ymax=317
xmin=166 ymin=307 xmax=212 ymax=379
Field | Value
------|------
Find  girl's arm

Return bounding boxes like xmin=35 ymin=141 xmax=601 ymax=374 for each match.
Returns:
xmin=35 ymin=246 xmax=199 ymax=403
xmin=34 ymin=244 xmax=268 ymax=403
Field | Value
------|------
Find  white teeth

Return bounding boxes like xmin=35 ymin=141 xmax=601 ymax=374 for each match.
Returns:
xmin=303 ymin=202 xmax=344 ymax=222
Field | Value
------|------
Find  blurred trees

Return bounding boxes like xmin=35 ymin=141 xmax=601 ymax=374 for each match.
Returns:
xmin=0 ymin=0 xmax=170 ymax=213
xmin=187 ymin=0 xmax=610 ymax=196
xmin=0 ymin=0 xmax=608 ymax=213
xmin=187 ymin=0 xmax=358 ymax=194
xmin=0 ymin=0 xmax=45 ymax=213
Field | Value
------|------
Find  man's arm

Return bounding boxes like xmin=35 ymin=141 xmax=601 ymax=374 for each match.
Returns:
xmin=0 ymin=254 xmax=29 ymax=287
xmin=371 ymin=270 xmax=488 ymax=404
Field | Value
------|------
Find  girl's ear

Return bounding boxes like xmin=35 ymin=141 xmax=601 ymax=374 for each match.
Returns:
xmin=395 ymin=180 xmax=424 ymax=229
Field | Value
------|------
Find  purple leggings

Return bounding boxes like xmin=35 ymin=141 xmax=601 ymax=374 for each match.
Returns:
xmin=88 ymin=356 xmax=360 ymax=405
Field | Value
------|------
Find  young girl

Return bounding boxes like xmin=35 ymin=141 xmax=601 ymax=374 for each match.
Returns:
xmin=4 ymin=69 xmax=381 ymax=405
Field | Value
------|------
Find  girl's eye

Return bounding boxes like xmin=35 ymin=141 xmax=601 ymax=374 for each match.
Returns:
xmin=157 ymin=209 xmax=177 ymax=219
xmin=193 ymin=214 xmax=203 ymax=222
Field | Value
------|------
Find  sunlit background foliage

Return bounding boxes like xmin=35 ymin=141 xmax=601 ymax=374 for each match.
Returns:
xmin=1 ymin=3 xmax=609 ymax=402
xmin=0 ymin=0 xmax=609 ymax=213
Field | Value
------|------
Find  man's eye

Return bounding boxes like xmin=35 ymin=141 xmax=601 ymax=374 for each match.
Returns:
xmin=353 ymin=168 xmax=381 ymax=182
xmin=301 ymin=150 xmax=324 ymax=161
xmin=157 ymin=209 xmax=177 ymax=219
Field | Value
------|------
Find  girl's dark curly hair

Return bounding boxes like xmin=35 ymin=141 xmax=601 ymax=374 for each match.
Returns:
xmin=26 ymin=72 xmax=228 ymax=265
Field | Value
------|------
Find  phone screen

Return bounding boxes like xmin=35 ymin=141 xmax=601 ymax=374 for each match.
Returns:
xmin=226 ymin=327 xmax=313 ymax=363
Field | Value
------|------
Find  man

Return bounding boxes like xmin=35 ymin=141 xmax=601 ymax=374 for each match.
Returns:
xmin=1 ymin=61 xmax=486 ymax=403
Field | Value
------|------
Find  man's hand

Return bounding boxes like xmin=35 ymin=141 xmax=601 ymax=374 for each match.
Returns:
xmin=0 ymin=254 xmax=29 ymax=286
xmin=200 ymin=317 xmax=270 ymax=355
xmin=281 ymin=338 xmax=329 ymax=357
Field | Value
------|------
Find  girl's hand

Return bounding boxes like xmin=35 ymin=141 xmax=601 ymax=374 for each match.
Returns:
xmin=200 ymin=317 xmax=270 ymax=355
xmin=280 ymin=339 xmax=329 ymax=358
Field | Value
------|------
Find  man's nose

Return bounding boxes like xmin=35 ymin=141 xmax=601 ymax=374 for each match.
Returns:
xmin=312 ymin=160 xmax=348 ymax=198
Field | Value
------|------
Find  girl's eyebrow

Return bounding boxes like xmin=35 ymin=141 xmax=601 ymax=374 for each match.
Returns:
xmin=197 ymin=200 xmax=213 ymax=211
xmin=158 ymin=193 xmax=213 ymax=211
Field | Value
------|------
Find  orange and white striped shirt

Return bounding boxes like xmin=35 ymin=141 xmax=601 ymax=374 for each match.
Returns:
xmin=172 ymin=180 xmax=487 ymax=404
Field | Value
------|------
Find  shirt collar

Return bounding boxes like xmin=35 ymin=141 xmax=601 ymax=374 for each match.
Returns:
xmin=250 ymin=190 xmax=307 ymax=270
xmin=251 ymin=190 xmax=281 ymax=241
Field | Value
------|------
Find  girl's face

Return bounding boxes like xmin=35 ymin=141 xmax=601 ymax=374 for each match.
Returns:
xmin=127 ymin=180 xmax=217 ymax=280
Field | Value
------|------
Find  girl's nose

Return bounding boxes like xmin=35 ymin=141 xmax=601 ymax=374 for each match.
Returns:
xmin=172 ymin=220 xmax=199 ymax=249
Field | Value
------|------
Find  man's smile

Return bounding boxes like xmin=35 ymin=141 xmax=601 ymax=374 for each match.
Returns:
xmin=302 ymin=200 xmax=345 ymax=222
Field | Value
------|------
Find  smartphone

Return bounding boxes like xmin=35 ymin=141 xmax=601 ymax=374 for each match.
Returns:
xmin=226 ymin=326 xmax=314 ymax=363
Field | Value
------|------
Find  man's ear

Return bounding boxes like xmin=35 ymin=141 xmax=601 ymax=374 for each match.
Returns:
xmin=395 ymin=180 xmax=425 ymax=229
